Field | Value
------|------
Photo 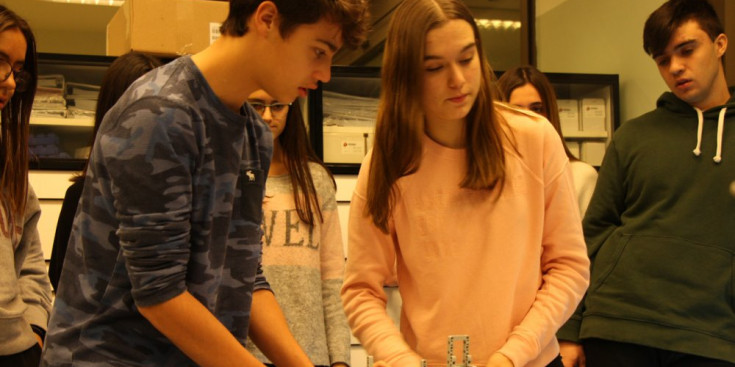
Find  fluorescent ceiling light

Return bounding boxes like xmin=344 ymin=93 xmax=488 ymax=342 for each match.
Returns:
xmin=43 ymin=0 xmax=124 ymax=6
xmin=475 ymin=18 xmax=522 ymax=31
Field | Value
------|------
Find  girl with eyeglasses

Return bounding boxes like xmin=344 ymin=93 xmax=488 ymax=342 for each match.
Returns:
xmin=244 ymin=90 xmax=351 ymax=367
xmin=340 ymin=0 xmax=589 ymax=366
xmin=497 ymin=65 xmax=598 ymax=217
xmin=0 ymin=5 xmax=53 ymax=367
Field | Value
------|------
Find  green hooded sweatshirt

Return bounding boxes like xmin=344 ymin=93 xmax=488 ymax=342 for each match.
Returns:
xmin=558 ymin=87 xmax=735 ymax=363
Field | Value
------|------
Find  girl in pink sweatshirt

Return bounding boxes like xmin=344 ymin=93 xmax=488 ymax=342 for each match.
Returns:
xmin=340 ymin=1 xmax=590 ymax=366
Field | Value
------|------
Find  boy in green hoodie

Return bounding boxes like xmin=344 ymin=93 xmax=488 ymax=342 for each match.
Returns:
xmin=557 ymin=0 xmax=734 ymax=366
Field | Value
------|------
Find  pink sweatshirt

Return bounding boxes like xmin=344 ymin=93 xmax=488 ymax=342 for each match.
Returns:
xmin=341 ymin=104 xmax=590 ymax=367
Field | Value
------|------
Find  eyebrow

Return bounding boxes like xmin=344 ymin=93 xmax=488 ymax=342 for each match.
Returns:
xmin=424 ymin=42 xmax=476 ymax=61
xmin=0 ymin=50 xmax=25 ymax=67
xmin=673 ymin=39 xmax=697 ymax=52
xmin=653 ymin=39 xmax=697 ymax=59
xmin=318 ymin=39 xmax=338 ymax=53
xmin=248 ymin=98 xmax=281 ymax=105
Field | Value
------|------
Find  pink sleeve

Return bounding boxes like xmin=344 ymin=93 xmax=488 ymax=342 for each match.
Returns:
xmin=497 ymin=124 xmax=591 ymax=366
xmin=340 ymin=156 xmax=423 ymax=367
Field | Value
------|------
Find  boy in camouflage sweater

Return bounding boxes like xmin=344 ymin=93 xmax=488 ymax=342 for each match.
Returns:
xmin=41 ymin=1 xmax=368 ymax=366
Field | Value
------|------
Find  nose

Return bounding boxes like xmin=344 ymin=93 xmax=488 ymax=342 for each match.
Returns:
xmin=261 ymin=107 xmax=273 ymax=122
xmin=668 ymin=55 xmax=684 ymax=76
xmin=315 ymin=62 xmax=331 ymax=84
xmin=448 ymin=63 xmax=465 ymax=88
xmin=1 ymin=72 xmax=17 ymax=92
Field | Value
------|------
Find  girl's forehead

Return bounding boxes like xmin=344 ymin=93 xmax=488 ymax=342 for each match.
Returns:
xmin=0 ymin=28 xmax=27 ymax=64
xmin=424 ymin=20 xmax=475 ymax=56
xmin=248 ymin=90 xmax=277 ymax=102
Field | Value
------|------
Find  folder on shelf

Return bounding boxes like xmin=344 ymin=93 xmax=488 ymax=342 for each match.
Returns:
xmin=581 ymin=98 xmax=607 ymax=132
xmin=565 ymin=140 xmax=581 ymax=158
xmin=557 ymin=99 xmax=580 ymax=135
xmin=581 ymin=141 xmax=607 ymax=166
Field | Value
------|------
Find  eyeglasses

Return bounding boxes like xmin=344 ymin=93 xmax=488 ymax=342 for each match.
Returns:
xmin=0 ymin=58 xmax=31 ymax=93
xmin=249 ymin=101 xmax=291 ymax=117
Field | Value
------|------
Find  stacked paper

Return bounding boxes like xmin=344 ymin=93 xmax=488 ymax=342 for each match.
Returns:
xmin=67 ymin=82 xmax=100 ymax=119
xmin=32 ymin=74 xmax=67 ymax=118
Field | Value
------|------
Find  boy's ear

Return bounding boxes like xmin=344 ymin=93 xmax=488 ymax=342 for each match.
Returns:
xmin=252 ymin=1 xmax=278 ymax=36
xmin=714 ymin=33 xmax=727 ymax=58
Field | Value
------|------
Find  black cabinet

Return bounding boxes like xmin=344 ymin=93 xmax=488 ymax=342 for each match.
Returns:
xmin=307 ymin=66 xmax=380 ymax=175
xmin=545 ymin=72 xmax=620 ymax=166
xmin=308 ymin=67 xmax=620 ymax=173
xmin=30 ymin=53 xmax=117 ymax=170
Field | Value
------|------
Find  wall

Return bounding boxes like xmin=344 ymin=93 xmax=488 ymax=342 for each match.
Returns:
xmin=712 ymin=0 xmax=735 ymax=87
xmin=535 ymin=0 xmax=668 ymax=123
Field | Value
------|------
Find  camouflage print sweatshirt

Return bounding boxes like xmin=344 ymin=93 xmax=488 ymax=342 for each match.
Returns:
xmin=41 ymin=56 xmax=272 ymax=366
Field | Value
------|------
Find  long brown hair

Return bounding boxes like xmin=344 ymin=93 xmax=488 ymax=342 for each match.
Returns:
xmin=0 ymin=5 xmax=37 ymax=235
xmin=73 ymin=51 xmax=162 ymax=182
xmin=279 ymin=99 xmax=335 ymax=225
xmin=367 ymin=0 xmax=508 ymax=233
xmin=497 ymin=65 xmax=577 ymax=161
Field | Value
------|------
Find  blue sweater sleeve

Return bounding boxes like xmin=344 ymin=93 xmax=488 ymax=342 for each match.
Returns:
xmin=101 ymin=99 xmax=199 ymax=307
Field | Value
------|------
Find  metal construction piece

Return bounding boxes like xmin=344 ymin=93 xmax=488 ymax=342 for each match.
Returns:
xmin=366 ymin=335 xmax=475 ymax=367
xmin=447 ymin=335 xmax=473 ymax=367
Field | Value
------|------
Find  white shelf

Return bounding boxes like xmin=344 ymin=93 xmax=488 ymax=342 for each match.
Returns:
xmin=564 ymin=131 xmax=609 ymax=139
xmin=30 ymin=115 xmax=94 ymax=127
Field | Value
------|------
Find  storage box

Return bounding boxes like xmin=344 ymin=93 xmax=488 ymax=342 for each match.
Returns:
xmin=565 ymin=140 xmax=581 ymax=159
xmin=323 ymin=125 xmax=374 ymax=164
xmin=581 ymin=98 xmax=607 ymax=132
xmin=581 ymin=141 xmax=607 ymax=166
xmin=107 ymin=0 xmax=228 ymax=57
xmin=557 ymin=99 xmax=580 ymax=135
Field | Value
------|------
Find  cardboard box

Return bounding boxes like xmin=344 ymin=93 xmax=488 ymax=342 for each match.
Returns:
xmin=107 ymin=0 xmax=228 ymax=57
xmin=581 ymin=98 xmax=607 ymax=132
xmin=557 ymin=99 xmax=580 ymax=135
xmin=323 ymin=125 xmax=374 ymax=164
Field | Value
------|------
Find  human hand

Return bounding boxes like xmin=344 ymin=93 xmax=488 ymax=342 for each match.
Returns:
xmin=372 ymin=361 xmax=391 ymax=367
xmin=487 ymin=352 xmax=514 ymax=367
xmin=559 ymin=341 xmax=585 ymax=367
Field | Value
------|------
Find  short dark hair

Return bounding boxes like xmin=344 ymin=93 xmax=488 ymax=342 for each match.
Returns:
xmin=220 ymin=0 xmax=369 ymax=49
xmin=643 ymin=0 xmax=724 ymax=57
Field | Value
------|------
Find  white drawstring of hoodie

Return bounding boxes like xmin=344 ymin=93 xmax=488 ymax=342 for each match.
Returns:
xmin=692 ymin=106 xmax=728 ymax=163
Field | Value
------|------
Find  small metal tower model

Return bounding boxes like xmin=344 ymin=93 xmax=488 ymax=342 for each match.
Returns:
xmin=366 ymin=335 xmax=475 ymax=367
